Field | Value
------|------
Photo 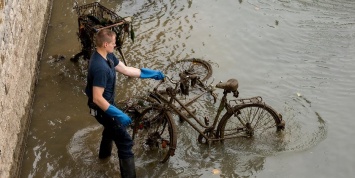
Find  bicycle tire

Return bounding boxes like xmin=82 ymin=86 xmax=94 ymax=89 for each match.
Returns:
xmin=132 ymin=107 xmax=177 ymax=163
xmin=165 ymin=58 xmax=213 ymax=82
xmin=217 ymin=103 xmax=283 ymax=141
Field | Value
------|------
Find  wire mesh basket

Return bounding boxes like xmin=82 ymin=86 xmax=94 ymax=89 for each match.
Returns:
xmin=71 ymin=2 xmax=133 ymax=65
xmin=74 ymin=2 xmax=124 ymax=24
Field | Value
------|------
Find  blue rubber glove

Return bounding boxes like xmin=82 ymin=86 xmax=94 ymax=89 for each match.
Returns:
xmin=140 ymin=68 xmax=165 ymax=80
xmin=105 ymin=105 xmax=132 ymax=126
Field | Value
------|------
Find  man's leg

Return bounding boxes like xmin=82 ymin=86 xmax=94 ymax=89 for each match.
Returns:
xmin=113 ymin=124 xmax=136 ymax=178
xmin=99 ymin=128 xmax=113 ymax=159
xmin=95 ymin=110 xmax=114 ymax=159
xmin=119 ymin=157 xmax=136 ymax=178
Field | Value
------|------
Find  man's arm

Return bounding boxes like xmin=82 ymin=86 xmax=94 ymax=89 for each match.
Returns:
xmin=115 ymin=61 xmax=141 ymax=77
xmin=92 ymin=86 xmax=110 ymax=111
xmin=92 ymin=85 xmax=132 ymax=126
xmin=115 ymin=61 xmax=165 ymax=80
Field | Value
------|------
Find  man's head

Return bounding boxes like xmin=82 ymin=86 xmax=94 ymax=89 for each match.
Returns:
xmin=95 ymin=29 xmax=116 ymax=53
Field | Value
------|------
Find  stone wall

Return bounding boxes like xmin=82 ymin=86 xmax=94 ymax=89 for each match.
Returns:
xmin=0 ymin=0 xmax=52 ymax=177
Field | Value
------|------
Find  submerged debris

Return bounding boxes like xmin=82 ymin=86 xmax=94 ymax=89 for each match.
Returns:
xmin=71 ymin=2 xmax=134 ymax=65
xmin=48 ymin=55 xmax=66 ymax=63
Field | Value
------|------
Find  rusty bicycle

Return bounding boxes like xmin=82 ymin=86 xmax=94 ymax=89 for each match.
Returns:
xmin=118 ymin=58 xmax=285 ymax=163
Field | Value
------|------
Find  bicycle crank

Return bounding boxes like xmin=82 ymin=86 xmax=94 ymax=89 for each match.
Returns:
xmin=197 ymin=130 xmax=217 ymax=144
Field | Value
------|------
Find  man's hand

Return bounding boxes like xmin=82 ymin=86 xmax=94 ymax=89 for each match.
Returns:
xmin=105 ymin=105 xmax=132 ymax=126
xmin=140 ymin=68 xmax=165 ymax=80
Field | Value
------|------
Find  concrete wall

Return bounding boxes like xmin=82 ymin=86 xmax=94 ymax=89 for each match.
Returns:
xmin=0 ymin=0 xmax=52 ymax=177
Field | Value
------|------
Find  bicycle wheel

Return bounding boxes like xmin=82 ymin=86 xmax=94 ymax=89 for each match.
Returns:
xmin=165 ymin=58 xmax=213 ymax=82
xmin=132 ymin=107 xmax=177 ymax=163
xmin=217 ymin=103 xmax=283 ymax=140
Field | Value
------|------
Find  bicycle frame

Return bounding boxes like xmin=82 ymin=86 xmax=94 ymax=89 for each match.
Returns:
xmin=150 ymin=75 xmax=237 ymax=143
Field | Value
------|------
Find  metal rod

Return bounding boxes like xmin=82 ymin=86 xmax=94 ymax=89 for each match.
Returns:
xmin=182 ymin=90 xmax=208 ymax=108
xmin=117 ymin=47 xmax=127 ymax=66
xmin=94 ymin=21 xmax=126 ymax=31
xmin=171 ymin=94 xmax=211 ymax=129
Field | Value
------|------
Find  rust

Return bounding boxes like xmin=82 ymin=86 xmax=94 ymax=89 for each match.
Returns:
xmin=71 ymin=2 xmax=133 ymax=65
xmin=120 ymin=59 xmax=285 ymax=162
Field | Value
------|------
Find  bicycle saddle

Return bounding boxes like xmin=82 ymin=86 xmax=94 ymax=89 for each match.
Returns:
xmin=216 ymin=79 xmax=239 ymax=92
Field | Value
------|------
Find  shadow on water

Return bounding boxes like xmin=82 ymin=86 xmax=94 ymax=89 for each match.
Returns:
xmin=20 ymin=0 xmax=339 ymax=177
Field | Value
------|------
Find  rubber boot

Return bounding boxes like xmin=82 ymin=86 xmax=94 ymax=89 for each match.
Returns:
xmin=119 ymin=157 xmax=136 ymax=178
xmin=99 ymin=138 xmax=112 ymax=159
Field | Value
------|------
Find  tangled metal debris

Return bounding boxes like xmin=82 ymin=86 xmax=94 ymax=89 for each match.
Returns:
xmin=71 ymin=2 xmax=134 ymax=65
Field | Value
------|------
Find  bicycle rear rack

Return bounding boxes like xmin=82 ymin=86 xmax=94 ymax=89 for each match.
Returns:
xmin=229 ymin=96 xmax=263 ymax=106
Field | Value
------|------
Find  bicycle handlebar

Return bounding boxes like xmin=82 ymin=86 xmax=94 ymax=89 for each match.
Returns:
xmin=164 ymin=75 xmax=178 ymax=84
xmin=153 ymin=74 xmax=216 ymax=98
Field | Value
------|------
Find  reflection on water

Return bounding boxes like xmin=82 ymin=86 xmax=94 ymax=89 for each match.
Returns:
xmin=21 ymin=0 xmax=355 ymax=177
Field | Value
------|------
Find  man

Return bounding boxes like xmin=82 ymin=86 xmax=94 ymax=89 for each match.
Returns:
xmin=85 ymin=28 xmax=164 ymax=178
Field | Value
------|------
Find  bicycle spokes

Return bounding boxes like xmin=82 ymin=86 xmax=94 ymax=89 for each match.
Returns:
xmin=132 ymin=107 xmax=177 ymax=163
xmin=218 ymin=103 xmax=281 ymax=139
xmin=144 ymin=116 xmax=169 ymax=148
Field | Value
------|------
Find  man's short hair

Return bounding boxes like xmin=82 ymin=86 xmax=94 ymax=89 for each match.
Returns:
xmin=95 ymin=29 xmax=116 ymax=47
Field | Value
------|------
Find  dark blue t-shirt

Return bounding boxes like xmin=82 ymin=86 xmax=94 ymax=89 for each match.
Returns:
xmin=85 ymin=51 xmax=119 ymax=104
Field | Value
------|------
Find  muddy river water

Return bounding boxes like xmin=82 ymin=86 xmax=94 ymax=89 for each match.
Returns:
xmin=20 ymin=0 xmax=354 ymax=177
